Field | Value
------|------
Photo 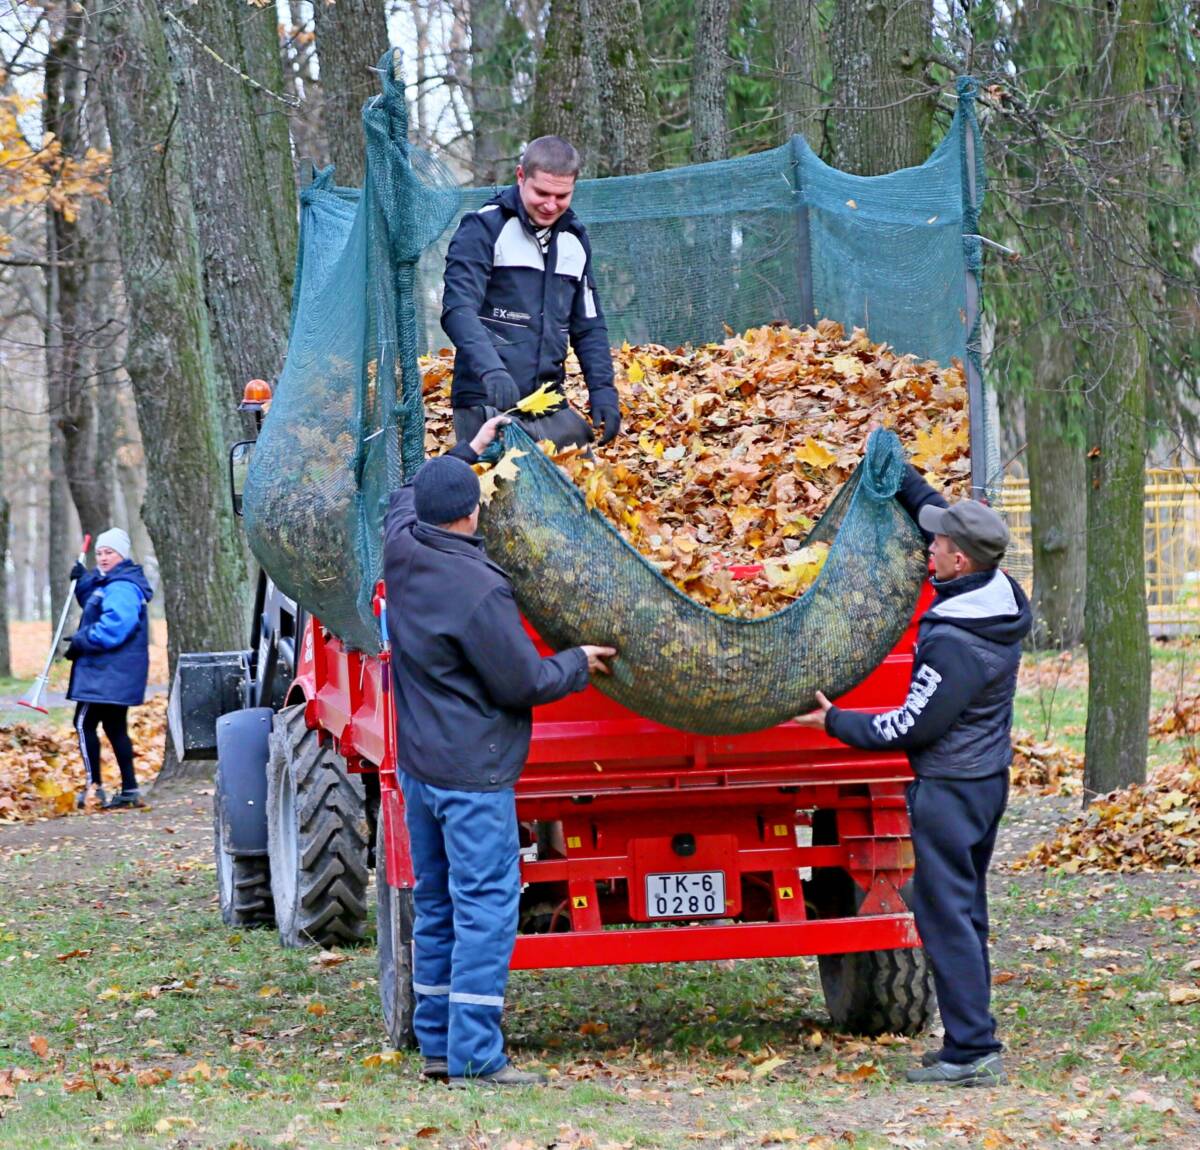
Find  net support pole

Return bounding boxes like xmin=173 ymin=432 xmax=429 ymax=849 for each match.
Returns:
xmin=789 ymin=136 xmax=816 ymax=328
xmin=958 ymin=77 xmax=988 ymax=501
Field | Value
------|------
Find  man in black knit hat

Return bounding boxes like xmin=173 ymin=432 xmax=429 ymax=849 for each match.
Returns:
xmin=383 ymin=414 xmax=615 ymax=1088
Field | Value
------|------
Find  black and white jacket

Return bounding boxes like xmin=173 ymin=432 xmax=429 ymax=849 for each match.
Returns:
xmin=824 ymin=469 xmax=1033 ymax=780
xmin=441 ymin=184 xmax=616 ymax=411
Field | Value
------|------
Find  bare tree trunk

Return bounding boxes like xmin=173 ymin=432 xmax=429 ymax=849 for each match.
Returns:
xmin=45 ymin=8 xmax=112 ymax=552
xmin=0 ymin=398 xmax=10 ymax=678
xmin=690 ymin=0 xmax=731 ymax=163
xmin=469 ymin=0 xmax=515 ymax=184
xmin=1082 ymin=0 xmax=1154 ymax=801
xmin=773 ymin=0 xmax=822 ymax=148
xmin=590 ymin=0 xmax=655 ymax=175
xmin=829 ymin=0 xmax=934 ymax=174
xmin=533 ymin=0 xmax=654 ymax=176
xmin=1025 ymin=333 xmax=1087 ymax=648
xmin=163 ymin=0 xmax=298 ymax=411
xmin=311 ymin=0 xmax=390 ymax=188
xmin=95 ymin=0 xmax=248 ymax=688
xmin=531 ymin=0 xmax=601 ymax=170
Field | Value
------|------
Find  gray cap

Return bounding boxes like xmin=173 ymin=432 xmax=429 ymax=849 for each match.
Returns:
xmin=918 ymin=500 xmax=1009 ymax=567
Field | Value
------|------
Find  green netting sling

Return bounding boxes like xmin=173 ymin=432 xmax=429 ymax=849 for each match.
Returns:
xmin=481 ymin=425 xmax=928 ymax=735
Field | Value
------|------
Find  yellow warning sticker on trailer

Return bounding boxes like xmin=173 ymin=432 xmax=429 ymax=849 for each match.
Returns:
xmin=777 ymin=886 xmax=794 ymax=900
xmin=567 ymin=836 xmax=582 ymax=849
xmin=572 ymin=895 xmax=589 ymax=909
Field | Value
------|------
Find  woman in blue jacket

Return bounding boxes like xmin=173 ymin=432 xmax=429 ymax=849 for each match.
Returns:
xmin=66 ymin=527 xmax=155 ymax=810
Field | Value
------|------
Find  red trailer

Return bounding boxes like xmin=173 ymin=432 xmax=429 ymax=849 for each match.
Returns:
xmin=250 ymin=576 xmax=935 ymax=1049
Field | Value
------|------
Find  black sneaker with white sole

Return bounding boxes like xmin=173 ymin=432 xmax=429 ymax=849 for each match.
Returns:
xmin=102 ymin=790 xmax=146 ymax=811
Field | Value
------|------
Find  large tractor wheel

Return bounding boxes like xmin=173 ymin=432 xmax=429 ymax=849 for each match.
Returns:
xmin=266 ymin=704 xmax=370 ymax=948
xmin=213 ymin=796 xmax=274 ymax=928
xmin=375 ymin=818 xmax=417 ymax=1050
xmin=805 ymin=811 xmax=936 ymax=1037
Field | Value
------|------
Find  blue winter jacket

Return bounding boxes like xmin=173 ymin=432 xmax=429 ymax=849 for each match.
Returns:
xmin=441 ymin=184 xmax=617 ymax=410
xmin=66 ymin=560 xmax=155 ymax=707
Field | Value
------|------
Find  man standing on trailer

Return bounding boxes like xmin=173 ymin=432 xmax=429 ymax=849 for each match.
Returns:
xmin=383 ymin=414 xmax=616 ymax=1087
xmin=441 ymin=135 xmax=621 ymax=449
xmin=797 ymin=467 xmax=1031 ymax=1087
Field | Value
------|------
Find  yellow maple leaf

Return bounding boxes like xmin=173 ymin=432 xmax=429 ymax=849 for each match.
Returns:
xmin=761 ymin=544 xmax=829 ymax=597
xmin=909 ymin=423 xmax=968 ymax=470
xmin=627 ymin=359 xmax=645 ymax=384
xmin=793 ymin=437 xmax=837 ymax=470
xmin=514 ymin=382 xmax=564 ymax=416
xmin=830 ymin=353 xmax=863 ymax=379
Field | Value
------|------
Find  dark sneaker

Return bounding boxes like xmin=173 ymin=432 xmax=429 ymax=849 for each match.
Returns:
xmin=421 ymin=1057 xmax=449 ymax=1081
xmin=102 ymin=790 xmax=146 ymax=811
xmin=76 ymin=787 xmax=108 ymax=809
xmin=906 ymin=1053 xmax=1006 ymax=1087
xmin=921 ymin=1048 xmax=945 ymax=1067
xmin=448 ymin=1065 xmax=547 ymax=1088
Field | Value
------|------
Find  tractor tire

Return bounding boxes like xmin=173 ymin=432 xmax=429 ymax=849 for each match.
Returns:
xmin=213 ymin=795 xmax=274 ymax=928
xmin=805 ymin=811 xmax=936 ymax=1037
xmin=375 ymin=818 xmax=417 ymax=1050
xmin=266 ymin=704 xmax=370 ymax=948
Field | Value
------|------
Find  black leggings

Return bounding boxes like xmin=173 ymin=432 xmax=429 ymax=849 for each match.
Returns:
xmin=73 ymin=702 xmax=138 ymax=793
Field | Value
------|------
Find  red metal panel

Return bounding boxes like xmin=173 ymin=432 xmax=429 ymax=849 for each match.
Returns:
xmin=509 ymin=915 xmax=921 ymax=969
xmin=627 ymin=835 xmax=741 ymax=921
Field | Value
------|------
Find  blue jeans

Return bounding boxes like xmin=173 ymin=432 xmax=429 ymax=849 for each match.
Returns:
xmin=399 ymin=773 xmax=519 ymax=1076
xmin=908 ymin=773 xmax=1009 ymax=1064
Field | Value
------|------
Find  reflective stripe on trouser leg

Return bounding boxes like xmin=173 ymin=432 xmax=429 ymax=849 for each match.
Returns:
xmin=433 ymin=782 xmax=520 ymax=1077
xmin=399 ymin=772 xmax=453 ymax=1060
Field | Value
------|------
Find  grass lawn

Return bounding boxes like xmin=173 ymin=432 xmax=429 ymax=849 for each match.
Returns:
xmin=1 ymin=648 xmax=1198 ymax=1148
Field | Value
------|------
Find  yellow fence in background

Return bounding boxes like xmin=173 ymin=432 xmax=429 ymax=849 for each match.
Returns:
xmin=994 ymin=469 xmax=1200 ymax=634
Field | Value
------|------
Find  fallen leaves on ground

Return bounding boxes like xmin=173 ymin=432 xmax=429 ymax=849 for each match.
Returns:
xmin=423 ymin=320 xmax=969 ymax=616
xmin=1015 ymin=759 xmax=1200 ymax=872
xmin=1150 ymin=692 xmax=1200 ymax=737
xmin=1009 ymin=732 xmax=1083 ymax=795
xmin=0 ymin=696 xmax=166 ymax=823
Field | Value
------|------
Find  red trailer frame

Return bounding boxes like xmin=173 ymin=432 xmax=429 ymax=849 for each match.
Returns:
xmin=285 ymin=581 xmax=933 ymax=971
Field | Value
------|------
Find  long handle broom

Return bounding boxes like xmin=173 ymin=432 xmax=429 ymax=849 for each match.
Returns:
xmin=18 ymin=534 xmax=92 ymax=715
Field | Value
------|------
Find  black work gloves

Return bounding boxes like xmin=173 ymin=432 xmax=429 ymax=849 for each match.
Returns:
xmin=590 ymin=392 xmax=621 ymax=446
xmin=61 ymin=634 xmax=81 ymax=660
xmin=70 ymin=561 xmax=87 ymax=582
xmin=483 ymin=370 xmax=521 ymax=413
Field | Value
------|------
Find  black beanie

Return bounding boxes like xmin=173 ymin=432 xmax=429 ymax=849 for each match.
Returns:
xmin=413 ymin=456 xmax=481 ymax=524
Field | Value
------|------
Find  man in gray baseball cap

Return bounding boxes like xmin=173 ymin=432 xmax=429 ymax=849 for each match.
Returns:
xmin=797 ymin=463 xmax=1031 ymax=1088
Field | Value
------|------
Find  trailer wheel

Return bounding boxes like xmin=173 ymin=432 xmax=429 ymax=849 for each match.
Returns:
xmin=375 ymin=818 xmax=417 ymax=1050
xmin=213 ymin=796 xmax=274 ymax=928
xmin=266 ymin=704 xmax=370 ymax=948
xmin=806 ymin=812 xmax=935 ymax=1037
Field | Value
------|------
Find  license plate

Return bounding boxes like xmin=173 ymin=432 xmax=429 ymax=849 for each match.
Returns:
xmin=644 ymin=870 xmax=725 ymax=919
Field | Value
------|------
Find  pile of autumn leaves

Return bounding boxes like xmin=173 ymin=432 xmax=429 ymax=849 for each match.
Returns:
xmin=0 ymin=697 xmax=166 ymax=823
xmin=1011 ymin=691 xmax=1200 ymax=874
xmin=423 ymin=320 xmax=970 ymax=617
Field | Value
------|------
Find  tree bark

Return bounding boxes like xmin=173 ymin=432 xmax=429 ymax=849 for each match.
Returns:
xmin=772 ymin=0 xmax=822 ymax=148
xmin=690 ymin=0 xmax=731 ymax=163
xmin=163 ymin=0 xmax=298 ymax=414
xmin=829 ymin=0 xmax=934 ymax=174
xmin=1024 ymin=332 xmax=1087 ymax=648
xmin=45 ymin=8 xmax=112 ymax=546
xmin=590 ymin=0 xmax=655 ymax=175
xmin=530 ymin=0 xmax=601 ymax=171
xmin=1083 ymin=0 xmax=1153 ymax=801
xmin=95 ymin=0 xmax=248 ymax=686
xmin=470 ymin=0 xmax=518 ymax=184
xmin=311 ymin=0 xmax=390 ymax=188
xmin=532 ymin=0 xmax=654 ymax=176
xmin=0 ymin=397 xmax=10 ymax=678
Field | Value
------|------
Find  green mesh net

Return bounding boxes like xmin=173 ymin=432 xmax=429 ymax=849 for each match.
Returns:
xmin=244 ymin=61 xmax=990 ymax=730
xmin=484 ymin=424 xmax=926 ymax=733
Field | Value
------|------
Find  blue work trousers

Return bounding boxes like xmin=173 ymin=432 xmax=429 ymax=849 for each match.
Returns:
xmin=908 ymin=773 xmax=1009 ymax=1065
xmin=399 ymin=772 xmax=519 ymax=1077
